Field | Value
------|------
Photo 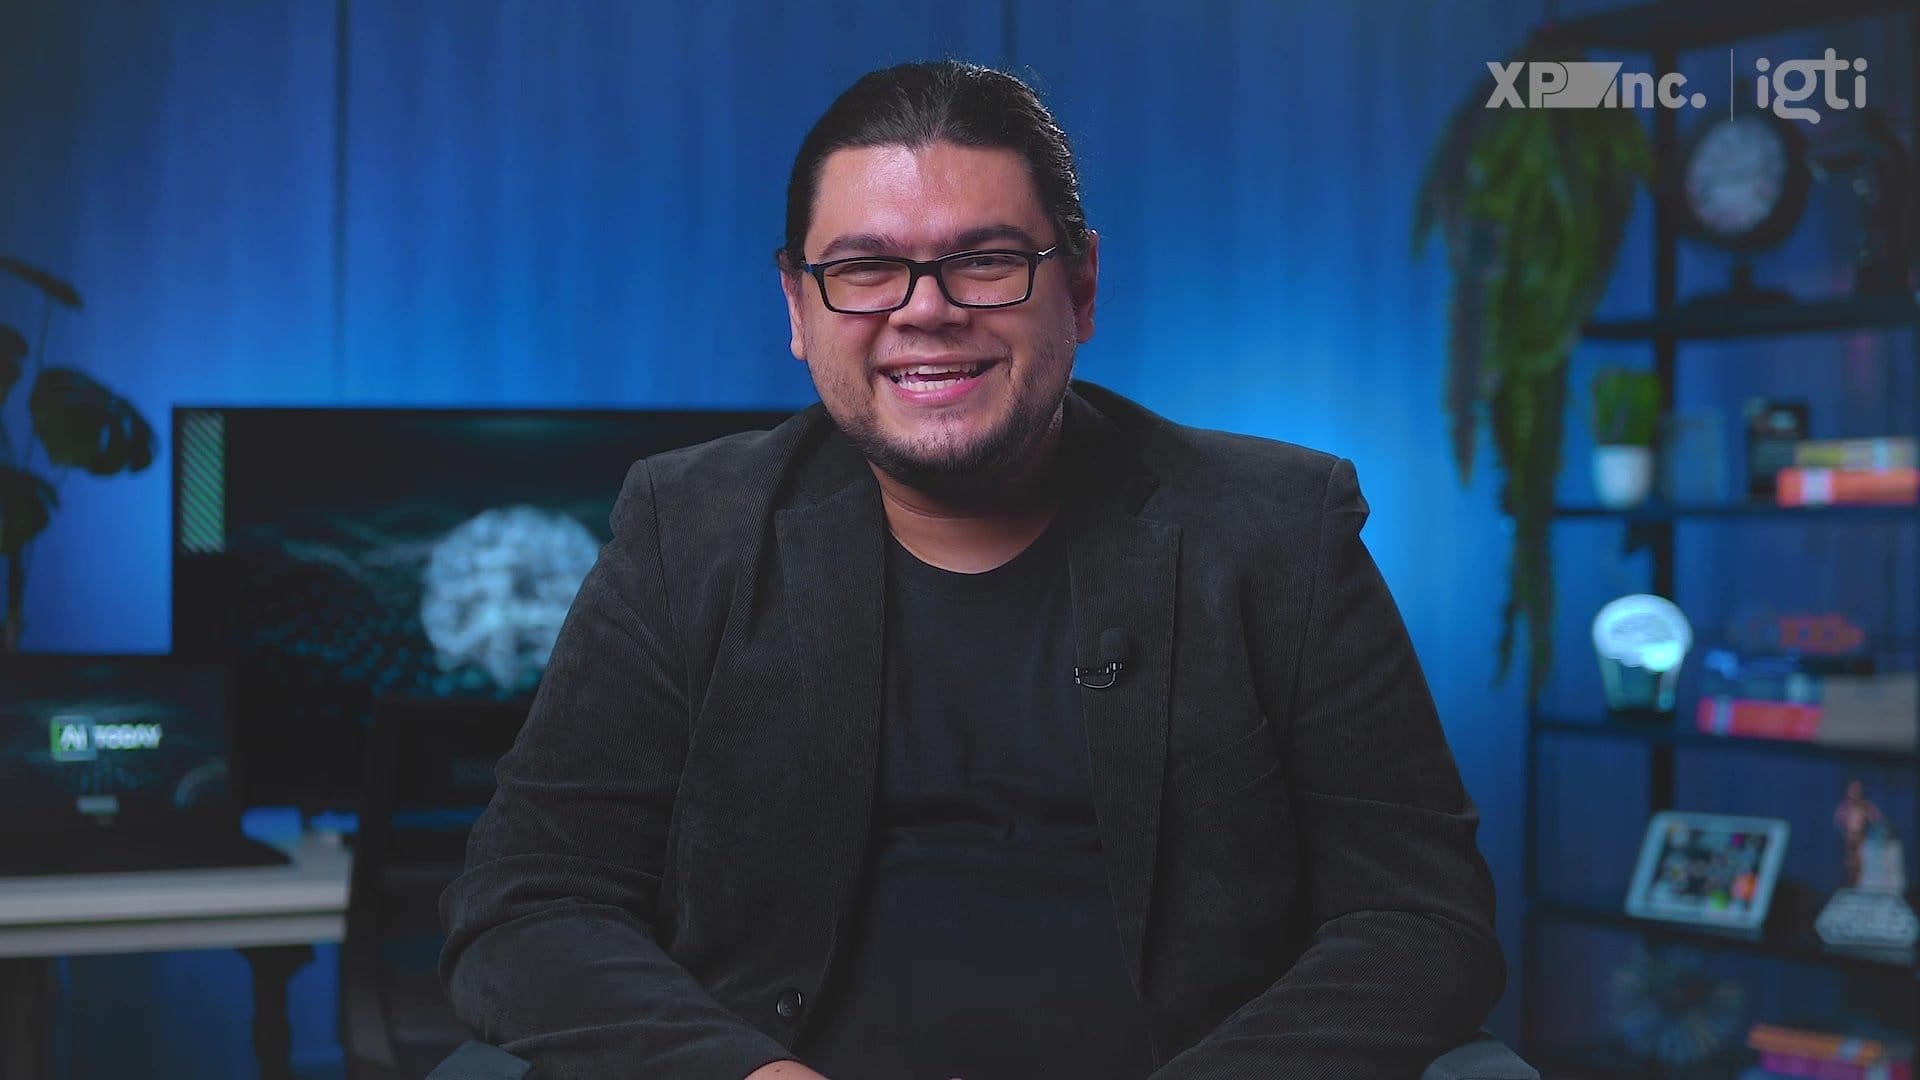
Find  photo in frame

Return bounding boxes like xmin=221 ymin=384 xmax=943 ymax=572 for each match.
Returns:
xmin=1625 ymin=811 xmax=1791 ymax=932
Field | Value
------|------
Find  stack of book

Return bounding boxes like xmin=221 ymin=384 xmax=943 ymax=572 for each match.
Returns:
xmin=1693 ymin=650 xmax=1916 ymax=749
xmin=1776 ymin=438 xmax=1919 ymax=507
xmin=1742 ymin=1023 xmax=1913 ymax=1080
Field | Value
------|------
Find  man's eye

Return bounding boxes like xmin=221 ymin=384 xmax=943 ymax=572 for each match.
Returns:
xmin=950 ymin=254 xmax=1024 ymax=278
xmin=827 ymin=261 xmax=901 ymax=285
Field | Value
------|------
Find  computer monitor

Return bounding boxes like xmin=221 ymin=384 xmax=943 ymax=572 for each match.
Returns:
xmin=0 ymin=655 xmax=240 ymax=833
xmin=171 ymin=406 xmax=795 ymax=812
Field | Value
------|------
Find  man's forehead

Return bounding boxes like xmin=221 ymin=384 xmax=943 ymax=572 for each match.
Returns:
xmin=807 ymin=142 xmax=1048 ymax=253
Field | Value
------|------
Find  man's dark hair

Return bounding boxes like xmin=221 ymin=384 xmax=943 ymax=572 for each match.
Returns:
xmin=776 ymin=60 xmax=1091 ymax=276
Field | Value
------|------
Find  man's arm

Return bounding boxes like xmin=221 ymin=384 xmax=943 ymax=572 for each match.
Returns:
xmin=1151 ymin=457 xmax=1505 ymax=1079
xmin=438 ymin=459 xmax=799 ymax=1080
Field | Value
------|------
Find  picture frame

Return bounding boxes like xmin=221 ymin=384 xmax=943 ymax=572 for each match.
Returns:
xmin=1625 ymin=811 xmax=1791 ymax=932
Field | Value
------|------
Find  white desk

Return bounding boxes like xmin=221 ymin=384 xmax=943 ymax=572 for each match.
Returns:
xmin=0 ymin=834 xmax=352 ymax=1079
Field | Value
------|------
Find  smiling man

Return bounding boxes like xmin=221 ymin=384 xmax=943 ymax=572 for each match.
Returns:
xmin=441 ymin=61 xmax=1504 ymax=1080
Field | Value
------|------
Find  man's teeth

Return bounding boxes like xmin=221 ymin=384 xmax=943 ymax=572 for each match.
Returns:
xmin=889 ymin=363 xmax=984 ymax=384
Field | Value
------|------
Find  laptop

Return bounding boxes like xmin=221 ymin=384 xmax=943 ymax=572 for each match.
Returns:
xmin=0 ymin=654 xmax=291 ymax=876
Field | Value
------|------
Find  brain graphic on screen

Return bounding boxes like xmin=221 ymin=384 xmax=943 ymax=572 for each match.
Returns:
xmin=419 ymin=506 xmax=601 ymax=692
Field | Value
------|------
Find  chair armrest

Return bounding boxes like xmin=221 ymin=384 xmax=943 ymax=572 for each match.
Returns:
xmin=426 ymin=1040 xmax=533 ymax=1080
xmin=1421 ymin=1032 xmax=1538 ymax=1080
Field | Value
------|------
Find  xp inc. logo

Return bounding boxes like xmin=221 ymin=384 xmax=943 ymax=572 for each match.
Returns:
xmin=1486 ymin=61 xmax=1705 ymax=110
xmin=1486 ymin=50 xmax=1868 ymax=122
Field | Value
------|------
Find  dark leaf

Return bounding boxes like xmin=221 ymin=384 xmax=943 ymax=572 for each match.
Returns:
xmin=27 ymin=368 xmax=157 ymax=475
xmin=0 ymin=325 xmax=22 ymax=408
xmin=0 ymin=466 xmax=57 ymax=556
xmin=0 ymin=257 xmax=82 ymax=309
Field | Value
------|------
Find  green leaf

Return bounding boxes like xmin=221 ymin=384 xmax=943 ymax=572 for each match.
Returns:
xmin=0 ymin=325 xmax=22 ymax=408
xmin=1412 ymin=34 xmax=1650 ymax=700
xmin=0 ymin=466 xmax=56 ymax=556
xmin=27 ymin=368 xmax=157 ymax=475
xmin=0 ymin=257 xmax=82 ymax=309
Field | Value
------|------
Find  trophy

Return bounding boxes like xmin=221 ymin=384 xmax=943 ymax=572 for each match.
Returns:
xmin=1815 ymin=781 xmax=1919 ymax=950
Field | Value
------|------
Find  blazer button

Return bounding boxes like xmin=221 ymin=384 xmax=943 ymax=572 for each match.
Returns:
xmin=776 ymin=988 xmax=806 ymax=1021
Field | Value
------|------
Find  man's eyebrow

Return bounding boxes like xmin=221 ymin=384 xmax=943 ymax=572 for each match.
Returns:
xmin=813 ymin=224 xmax=1044 ymax=262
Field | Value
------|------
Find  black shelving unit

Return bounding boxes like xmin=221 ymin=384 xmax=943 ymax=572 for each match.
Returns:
xmin=1519 ymin=1 xmax=1920 ymax=1076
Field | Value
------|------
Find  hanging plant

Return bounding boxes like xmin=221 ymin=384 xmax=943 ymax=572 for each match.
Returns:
xmin=1412 ymin=32 xmax=1653 ymax=701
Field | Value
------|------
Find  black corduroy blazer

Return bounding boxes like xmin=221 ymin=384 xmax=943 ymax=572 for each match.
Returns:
xmin=440 ymin=379 xmax=1505 ymax=1080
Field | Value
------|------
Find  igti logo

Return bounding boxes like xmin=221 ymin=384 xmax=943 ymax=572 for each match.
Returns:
xmin=1756 ymin=50 xmax=1868 ymax=123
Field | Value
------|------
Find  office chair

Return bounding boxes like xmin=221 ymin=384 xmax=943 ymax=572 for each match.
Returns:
xmin=342 ymin=697 xmax=528 ymax=1080
xmin=427 ymin=1031 xmax=1537 ymax=1079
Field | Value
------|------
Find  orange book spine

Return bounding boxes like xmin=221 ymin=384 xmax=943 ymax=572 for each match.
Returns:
xmin=1697 ymin=698 xmax=1822 ymax=740
xmin=1776 ymin=467 xmax=1920 ymax=506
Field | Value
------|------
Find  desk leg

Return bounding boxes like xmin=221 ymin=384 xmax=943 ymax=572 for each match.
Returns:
xmin=0 ymin=957 xmax=54 ymax=1080
xmin=242 ymin=944 xmax=313 ymax=1080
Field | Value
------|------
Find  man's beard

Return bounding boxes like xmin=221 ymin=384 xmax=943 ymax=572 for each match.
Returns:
xmin=816 ymin=352 xmax=1070 ymax=501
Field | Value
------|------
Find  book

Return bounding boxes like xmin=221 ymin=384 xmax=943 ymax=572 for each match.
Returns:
xmin=1694 ymin=678 xmax=1917 ymax=748
xmin=1697 ymin=698 xmax=1821 ymax=740
xmin=1749 ymin=1022 xmax=1915 ymax=1064
xmin=1757 ymin=1051 xmax=1911 ymax=1080
xmin=1817 ymin=673 xmax=1919 ymax=748
xmin=1793 ymin=438 xmax=1918 ymax=471
xmin=1776 ymin=467 xmax=1920 ymax=506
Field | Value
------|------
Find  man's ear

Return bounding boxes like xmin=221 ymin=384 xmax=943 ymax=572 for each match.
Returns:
xmin=1071 ymin=230 xmax=1098 ymax=344
xmin=779 ymin=268 xmax=807 ymax=361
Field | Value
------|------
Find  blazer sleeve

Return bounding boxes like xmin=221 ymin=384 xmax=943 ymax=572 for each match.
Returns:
xmin=438 ymin=459 xmax=795 ymax=1080
xmin=1150 ymin=456 xmax=1506 ymax=1080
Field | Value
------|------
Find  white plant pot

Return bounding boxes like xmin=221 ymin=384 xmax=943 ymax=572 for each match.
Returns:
xmin=1593 ymin=445 xmax=1655 ymax=508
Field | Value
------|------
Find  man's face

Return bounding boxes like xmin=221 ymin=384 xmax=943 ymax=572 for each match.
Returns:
xmin=781 ymin=141 xmax=1097 ymax=490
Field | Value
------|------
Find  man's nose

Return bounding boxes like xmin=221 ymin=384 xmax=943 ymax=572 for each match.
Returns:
xmin=889 ymin=270 xmax=967 ymax=329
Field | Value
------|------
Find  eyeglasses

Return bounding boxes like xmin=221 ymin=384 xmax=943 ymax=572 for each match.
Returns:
xmin=801 ymin=246 xmax=1060 ymax=314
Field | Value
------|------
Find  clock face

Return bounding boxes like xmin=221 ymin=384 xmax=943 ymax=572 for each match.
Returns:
xmin=1683 ymin=117 xmax=1788 ymax=240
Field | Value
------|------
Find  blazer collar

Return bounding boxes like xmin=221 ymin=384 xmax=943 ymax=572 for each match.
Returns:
xmin=774 ymin=381 xmax=1179 ymax=998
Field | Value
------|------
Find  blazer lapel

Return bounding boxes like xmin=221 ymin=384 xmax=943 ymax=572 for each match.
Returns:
xmin=1055 ymin=389 xmax=1178 ymax=997
xmin=772 ymin=386 xmax=1176 ymax=999
xmin=774 ymin=438 xmax=888 ymax=981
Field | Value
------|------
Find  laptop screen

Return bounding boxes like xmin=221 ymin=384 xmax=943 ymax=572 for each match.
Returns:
xmin=0 ymin=656 xmax=237 ymax=833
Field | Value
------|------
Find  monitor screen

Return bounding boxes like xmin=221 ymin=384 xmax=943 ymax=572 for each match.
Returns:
xmin=171 ymin=406 xmax=795 ymax=811
xmin=0 ymin=656 xmax=236 ymax=832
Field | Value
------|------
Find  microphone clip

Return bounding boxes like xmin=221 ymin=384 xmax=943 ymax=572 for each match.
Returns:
xmin=1073 ymin=660 xmax=1125 ymax=690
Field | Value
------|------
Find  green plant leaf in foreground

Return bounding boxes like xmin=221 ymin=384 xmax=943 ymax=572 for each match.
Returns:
xmin=0 ymin=257 xmax=83 ymax=309
xmin=27 ymin=367 xmax=156 ymax=475
xmin=0 ymin=466 xmax=57 ymax=556
xmin=0 ymin=325 xmax=23 ymax=408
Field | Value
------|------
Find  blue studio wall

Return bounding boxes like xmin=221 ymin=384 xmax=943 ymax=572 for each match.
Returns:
xmin=3 ymin=0 xmax=1911 ymax=1075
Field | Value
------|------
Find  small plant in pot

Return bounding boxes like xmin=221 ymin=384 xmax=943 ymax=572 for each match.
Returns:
xmin=1591 ymin=367 xmax=1662 ymax=508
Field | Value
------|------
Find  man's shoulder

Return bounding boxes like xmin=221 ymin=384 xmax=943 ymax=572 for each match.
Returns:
xmin=637 ymin=403 xmax=824 ymax=495
xmin=1076 ymin=381 xmax=1344 ymax=520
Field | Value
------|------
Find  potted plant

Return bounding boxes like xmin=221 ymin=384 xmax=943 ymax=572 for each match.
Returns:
xmin=1412 ymin=31 xmax=1653 ymax=701
xmin=0 ymin=256 xmax=156 ymax=652
xmin=1591 ymin=367 xmax=1662 ymax=508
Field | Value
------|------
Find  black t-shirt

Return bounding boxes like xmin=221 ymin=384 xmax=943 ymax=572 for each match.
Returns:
xmin=795 ymin=517 xmax=1156 ymax=1080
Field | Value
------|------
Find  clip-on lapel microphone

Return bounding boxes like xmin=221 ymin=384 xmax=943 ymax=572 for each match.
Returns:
xmin=1074 ymin=627 xmax=1131 ymax=690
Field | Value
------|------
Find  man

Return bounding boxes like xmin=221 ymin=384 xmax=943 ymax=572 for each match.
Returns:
xmin=440 ymin=60 xmax=1503 ymax=1079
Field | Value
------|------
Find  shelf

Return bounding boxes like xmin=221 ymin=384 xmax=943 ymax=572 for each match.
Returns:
xmin=1527 ymin=1037 xmax=1750 ymax=1080
xmin=1553 ymin=501 xmax=1920 ymax=523
xmin=1535 ymin=714 xmax=1920 ymax=767
xmin=1584 ymin=293 xmax=1920 ymax=342
xmin=1531 ymin=896 xmax=1917 ymax=976
xmin=1546 ymin=0 xmax=1915 ymax=52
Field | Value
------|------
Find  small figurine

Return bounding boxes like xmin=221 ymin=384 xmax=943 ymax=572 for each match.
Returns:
xmin=1834 ymin=780 xmax=1887 ymax=888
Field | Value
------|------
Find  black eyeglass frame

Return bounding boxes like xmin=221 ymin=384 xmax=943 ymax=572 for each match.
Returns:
xmin=801 ymin=245 xmax=1061 ymax=314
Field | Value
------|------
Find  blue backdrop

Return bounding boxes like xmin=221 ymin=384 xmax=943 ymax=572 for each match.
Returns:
xmin=1 ymin=0 xmax=1912 ymax=1075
